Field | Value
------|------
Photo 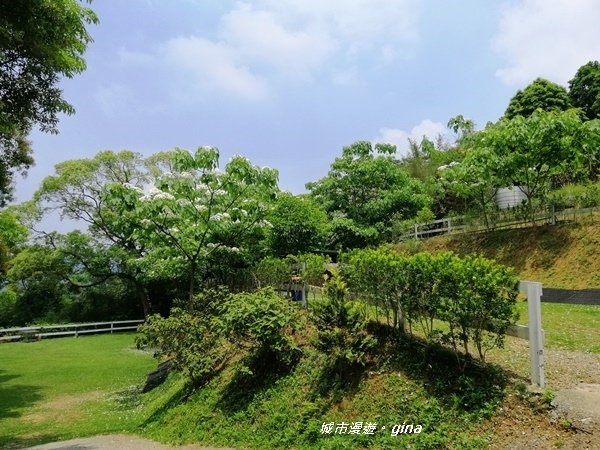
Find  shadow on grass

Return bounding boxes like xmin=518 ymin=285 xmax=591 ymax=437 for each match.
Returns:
xmin=0 ymin=433 xmax=66 ymax=450
xmin=0 ymin=370 xmax=44 ymax=420
xmin=365 ymin=322 xmax=525 ymax=415
xmin=216 ymin=348 xmax=300 ymax=414
xmin=310 ymin=359 xmax=371 ymax=406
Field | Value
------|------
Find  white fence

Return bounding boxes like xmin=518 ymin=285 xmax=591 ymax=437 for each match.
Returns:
xmin=398 ymin=205 xmax=600 ymax=241
xmin=0 ymin=319 xmax=144 ymax=343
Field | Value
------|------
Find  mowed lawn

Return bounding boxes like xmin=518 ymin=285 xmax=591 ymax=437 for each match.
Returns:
xmin=514 ymin=301 xmax=600 ymax=353
xmin=0 ymin=333 xmax=155 ymax=449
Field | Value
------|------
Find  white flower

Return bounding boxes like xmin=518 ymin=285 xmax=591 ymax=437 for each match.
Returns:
xmin=176 ymin=199 xmax=191 ymax=207
xmin=122 ymin=182 xmax=142 ymax=193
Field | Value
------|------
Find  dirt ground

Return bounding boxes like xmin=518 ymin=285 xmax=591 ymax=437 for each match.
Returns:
xmin=479 ymin=337 xmax=600 ymax=450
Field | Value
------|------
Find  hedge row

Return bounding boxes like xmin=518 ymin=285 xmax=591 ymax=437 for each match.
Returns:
xmin=341 ymin=249 xmax=519 ymax=362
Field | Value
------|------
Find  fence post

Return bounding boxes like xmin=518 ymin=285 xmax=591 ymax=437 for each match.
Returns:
xmin=519 ymin=281 xmax=545 ymax=388
xmin=414 ymin=223 xmax=418 ymax=240
xmin=111 ymin=322 xmax=114 ymax=334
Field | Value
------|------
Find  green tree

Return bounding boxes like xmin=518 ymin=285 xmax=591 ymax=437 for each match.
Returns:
xmin=504 ymin=78 xmax=572 ymax=119
xmin=0 ymin=0 xmax=98 ymax=203
xmin=0 ymin=209 xmax=27 ymax=284
xmin=569 ymin=60 xmax=600 ymax=120
xmin=307 ymin=141 xmax=431 ymax=249
xmin=267 ymin=193 xmax=329 ymax=257
xmin=33 ymin=150 xmax=156 ymax=315
xmin=110 ymin=147 xmax=279 ymax=301
xmin=460 ymin=110 xmax=592 ymax=222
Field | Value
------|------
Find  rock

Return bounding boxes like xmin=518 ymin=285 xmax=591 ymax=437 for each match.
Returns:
xmin=551 ymin=383 xmax=600 ymax=434
xmin=142 ymin=360 xmax=173 ymax=393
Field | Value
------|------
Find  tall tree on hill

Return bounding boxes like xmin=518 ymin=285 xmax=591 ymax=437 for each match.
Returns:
xmin=307 ymin=141 xmax=431 ymax=249
xmin=569 ymin=61 xmax=600 ymax=120
xmin=504 ymin=78 xmax=572 ymax=119
xmin=0 ymin=0 xmax=98 ymax=204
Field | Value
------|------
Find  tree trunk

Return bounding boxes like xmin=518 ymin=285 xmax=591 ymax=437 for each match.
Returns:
xmin=136 ymin=283 xmax=151 ymax=317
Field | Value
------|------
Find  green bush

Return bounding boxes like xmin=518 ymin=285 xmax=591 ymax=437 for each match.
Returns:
xmin=223 ymin=288 xmax=301 ymax=369
xmin=550 ymin=182 xmax=600 ymax=208
xmin=311 ymin=276 xmax=377 ymax=375
xmin=341 ymin=248 xmax=519 ymax=364
xmin=136 ymin=288 xmax=232 ymax=386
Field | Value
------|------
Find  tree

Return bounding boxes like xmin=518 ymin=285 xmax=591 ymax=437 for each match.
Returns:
xmin=109 ymin=147 xmax=279 ymax=302
xmin=504 ymin=78 xmax=572 ymax=119
xmin=33 ymin=150 xmax=157 ymax=315
xmin=307 ymin=141 xmax=431 ymax=249
xmin=267 ymin=193 xmax=330 ymax=257
xmin=0 ymin=208 xmax=27 ymax=283
xmin=459 ymin=109 xmax=592 ymax=222
xmin=0 ymin=0 xmax=98 ymax=203
xmin=569 ymin=61 xmax=600 ymax=120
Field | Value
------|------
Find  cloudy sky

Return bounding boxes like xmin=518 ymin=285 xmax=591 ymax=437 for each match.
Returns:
xmin=15 ymin=0 xmax=600 ymax=207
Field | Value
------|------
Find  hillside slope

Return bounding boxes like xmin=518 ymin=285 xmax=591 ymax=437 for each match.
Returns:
xmin=397 ymin=222 xmax=600 ymax=289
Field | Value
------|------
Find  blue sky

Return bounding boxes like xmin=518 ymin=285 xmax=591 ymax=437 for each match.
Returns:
xmin=14 ymin=0 xmax=600 ymax=213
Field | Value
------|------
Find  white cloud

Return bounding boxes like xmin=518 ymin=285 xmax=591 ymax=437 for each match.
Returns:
xmin=163 ymin=36 xmax=270 ymax=101
xmin=492 ymin=0 xmax=600 ymax=86
xmin=152 ymin=0 xmax=420 ymax=100
xmin=219 ymin=3 xmax=337 ymax=79
xmin=374 ymin=119 xmax=446 ymax=155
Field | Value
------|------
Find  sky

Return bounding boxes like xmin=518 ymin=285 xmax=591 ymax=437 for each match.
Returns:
xmin=13 ymin=0 xmax=600 ymax=224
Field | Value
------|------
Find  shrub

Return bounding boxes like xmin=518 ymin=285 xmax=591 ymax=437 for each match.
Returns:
xmin=341 ymin=248 xmax=519 ymax=365
xmin=223 ymin=288 xmax=301 ymax=369
xmin=136 ymin=287 xmax=232 ymax=386
xmin=311 ymin=276 xmax=377 ymax=375
xmin=550 ymin=182 xmax=600 ymax=209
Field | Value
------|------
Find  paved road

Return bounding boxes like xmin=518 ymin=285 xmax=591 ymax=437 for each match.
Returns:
xmin=24 ymin=435 xmax=233 ymax=450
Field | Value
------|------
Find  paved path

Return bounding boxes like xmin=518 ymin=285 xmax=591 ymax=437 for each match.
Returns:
xmin=24 ymin=435 xmax=233 ymax=450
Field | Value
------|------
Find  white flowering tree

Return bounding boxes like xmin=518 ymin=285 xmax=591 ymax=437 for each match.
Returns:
xmin=110 ymin=147 xmax=279 ymax=301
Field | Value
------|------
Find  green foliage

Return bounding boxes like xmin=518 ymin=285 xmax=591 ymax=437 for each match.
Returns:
xmin=136 ymin=288 xmax=232 ymax=386
xmin=108 ymin=147 xmax=279 ymax=301
xmin=0 ymin=209 xmax=27 ymax=282
xmin=0 ymin=0 xmax=98 ymax=200
xmin=267 ymin=193 xmax=330 ymax=257
xmin=342 ymin=248 xmax=519 ymax=363
xmin=253 ymin=256 xmax=290 ymax=288
xmin=342 ymin=247 xmax=408 ymax=329
xmin=448 ymin=109 xmax=596 ymax=223
xmin=504 ymin=78 xmax=573 ymax=119
xmin=307 ymin=141 xmax=432 ymax=248
xmin=311 ymin=276 xmax=377 ymax=374
xmin=550 ymin=182 xmax=600 ymax=208
xmin=569 ymin=60 xmax=600 ymax=119
xmin=223 ymin=288 xmax=300 ymax=368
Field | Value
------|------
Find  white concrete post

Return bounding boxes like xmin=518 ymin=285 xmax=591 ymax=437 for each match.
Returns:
xmin=519 ymin=281 xmax=545 ymax=388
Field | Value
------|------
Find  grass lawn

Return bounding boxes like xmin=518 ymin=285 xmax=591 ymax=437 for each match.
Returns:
xmin=514 ymin=301 xmax=600 ymax=353
xmin=0 ymin=333 xmax=155 ymax=449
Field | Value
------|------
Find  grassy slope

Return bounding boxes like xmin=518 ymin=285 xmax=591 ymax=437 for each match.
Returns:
xmin=140 ymin=332 xmax=503 ymax=450
xmin=406 ymin=222 xmax=600 ymax=289
xmin=0 ymin=333 xmax=155 ymax=449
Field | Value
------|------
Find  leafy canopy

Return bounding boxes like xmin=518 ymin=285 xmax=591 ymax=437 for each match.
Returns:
xmin=504 ymin=78 xmax=572 ymax=119
xmin=569 ymin=60 xmax=600 ymax=120
xmin=0 ymin=0 xmax=98 ymax=203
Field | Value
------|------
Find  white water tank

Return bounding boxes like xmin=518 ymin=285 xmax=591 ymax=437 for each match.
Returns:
xmin=496 ymin=186 xmax=528 ymax=209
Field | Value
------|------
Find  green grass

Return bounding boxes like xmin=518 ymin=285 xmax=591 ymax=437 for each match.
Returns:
xmin=0 ymin=333 xmax=155 ymax=449
xmin=136 ymin=325 xmax=506 ymax=450
xmin=514 ymin=301 xmax=600 ymax=353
